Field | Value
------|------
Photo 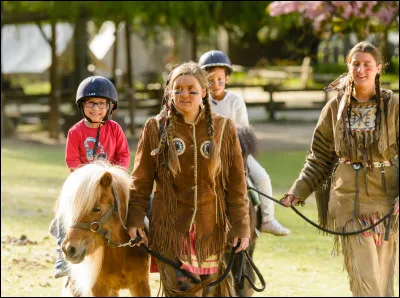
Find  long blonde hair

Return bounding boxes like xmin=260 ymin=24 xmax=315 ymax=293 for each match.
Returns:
xmin=153 ymin=62 xmax=220 ymax=177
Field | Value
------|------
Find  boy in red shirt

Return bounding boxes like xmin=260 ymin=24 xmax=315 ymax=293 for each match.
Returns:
xmin=52 ymin=76 xmax=130 ymax=279
xmin=65 ymin=76 xmax=130 ymax=172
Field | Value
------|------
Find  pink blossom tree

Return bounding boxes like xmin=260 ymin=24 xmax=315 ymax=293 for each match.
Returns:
xmin=267 ymin=1 xmax=399 ymax=71
xmin=267 ymin=1 xmax=399 ymax=40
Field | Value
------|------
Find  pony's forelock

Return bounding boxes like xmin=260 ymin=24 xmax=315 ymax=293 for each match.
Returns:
xmin=57 ymin=161 xmax=130 ymax=229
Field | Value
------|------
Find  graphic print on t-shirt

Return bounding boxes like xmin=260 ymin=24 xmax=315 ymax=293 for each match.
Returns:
xmin=84 ymin=137 xmax=108 ymax=161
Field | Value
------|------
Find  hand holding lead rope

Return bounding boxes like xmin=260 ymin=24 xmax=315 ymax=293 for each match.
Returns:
xmin=281 ymin=193 xmax=304 ymax=207
xmin=128 ymin=227 xmax=148 ymax=246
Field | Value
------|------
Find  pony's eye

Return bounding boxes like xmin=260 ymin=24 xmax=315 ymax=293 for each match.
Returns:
xmin=92 ymin=206 xmax=101 ymax=212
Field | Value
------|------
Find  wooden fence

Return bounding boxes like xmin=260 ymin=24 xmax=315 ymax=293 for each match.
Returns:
xmin=3 ymin=84 xmax=399 ymax=129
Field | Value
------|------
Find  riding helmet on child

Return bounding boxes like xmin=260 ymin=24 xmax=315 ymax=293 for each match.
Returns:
xmin=198 ymin=50 xmax=233 ymax=75
xmin=76 ymin=76 xmax=118 ymax=124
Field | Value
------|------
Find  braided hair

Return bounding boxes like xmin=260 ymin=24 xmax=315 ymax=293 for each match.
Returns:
xmin=152 ymin=62 xmax=220 ymax=177
xmin=345 ymin=41 xmax=385 ymax=133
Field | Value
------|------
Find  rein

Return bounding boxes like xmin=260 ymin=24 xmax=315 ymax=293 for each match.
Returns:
xmin=248 ymin=186 xmax=395 ymax=240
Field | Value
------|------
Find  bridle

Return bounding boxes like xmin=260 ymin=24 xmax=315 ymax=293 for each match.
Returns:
xmin=70 ymin=187 xmax=136 ymax=248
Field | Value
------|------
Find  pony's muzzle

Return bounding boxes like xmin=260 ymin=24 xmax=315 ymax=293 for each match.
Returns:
xmin=62 ymin=241 xmax=87 ymax=264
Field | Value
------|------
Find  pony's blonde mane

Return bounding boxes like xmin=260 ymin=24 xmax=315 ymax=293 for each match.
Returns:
xmin=57 ymin=161 xmax=130 ymax=230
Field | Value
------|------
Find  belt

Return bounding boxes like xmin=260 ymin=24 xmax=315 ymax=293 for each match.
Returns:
xmin=338 ymin=158 xmax=396 ymax=167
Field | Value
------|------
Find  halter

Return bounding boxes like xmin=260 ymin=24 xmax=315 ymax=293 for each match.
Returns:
xmin=70 ymin=187 xmax=132 ymax=247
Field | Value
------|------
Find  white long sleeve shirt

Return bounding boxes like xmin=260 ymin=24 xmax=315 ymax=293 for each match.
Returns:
xmin=210 ymin=89 xmax=274 ymax=218
xmin=210 ymin=90 xmax=249 ymax=127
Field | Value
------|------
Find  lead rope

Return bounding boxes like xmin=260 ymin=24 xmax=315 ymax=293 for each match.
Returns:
xmin=247 ymin=186 xmax=395 ymax=241
xmin=130 ymin=235 xmax=265 ymax=292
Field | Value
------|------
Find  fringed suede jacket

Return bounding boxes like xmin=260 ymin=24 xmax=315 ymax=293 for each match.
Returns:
xmin=288 ymin=89 xmax=398 ymax=246
xmin=127 ymin=108 xmax=250 ymax=265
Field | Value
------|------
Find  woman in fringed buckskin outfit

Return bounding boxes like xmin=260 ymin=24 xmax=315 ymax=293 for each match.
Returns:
xmin=282 ymin=41 xmax=399 ymax=297
xmin=127 ymin=62 xmax=250 ymax=296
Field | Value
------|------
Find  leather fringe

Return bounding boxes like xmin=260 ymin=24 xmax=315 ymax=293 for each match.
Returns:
xmin=314 ymin=157 xmax=338 ymax=231
xmin=341 ymin=227 xmax=398 ymax=296
xmin=329 ymin=212 xmax=399 ymax=257
xmin=219 ymin=122 xmax=235 ymax=192
xmin=149 ymin=116 xmax=237 ymax=266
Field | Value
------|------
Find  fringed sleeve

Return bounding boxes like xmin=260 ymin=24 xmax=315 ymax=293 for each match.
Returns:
xmin=222 ymin=119 xmax=251 ymax=239
xmin=127 ymin=118 xmax=159 ymax=228
xmin=288 ymin=99 xmax=338 ymax=201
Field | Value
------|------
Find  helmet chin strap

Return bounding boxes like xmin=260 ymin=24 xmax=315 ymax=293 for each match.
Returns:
xmin=84 ymin=115 xmax=106 ymax=125
xmin=85 ymin=115 xmax=108 ymax=124
xmin=81 ymin=103 xmax=113 ymax=159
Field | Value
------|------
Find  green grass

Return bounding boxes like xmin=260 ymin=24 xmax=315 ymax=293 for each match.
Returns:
xmin=256 ymin=151 xmax=305 ymax=193
xmin=1 ymin=139 xmax=398 ymax=297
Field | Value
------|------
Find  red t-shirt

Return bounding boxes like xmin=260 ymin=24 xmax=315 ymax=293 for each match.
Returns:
xmin=65 ymin=119 xmax=130 ymax=171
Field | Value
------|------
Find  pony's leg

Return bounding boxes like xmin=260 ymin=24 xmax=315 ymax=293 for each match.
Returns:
xmin=128 ymin=277 xmax=151 ymax=297
xmin=91 ymin=283 xmax=117 ymax=297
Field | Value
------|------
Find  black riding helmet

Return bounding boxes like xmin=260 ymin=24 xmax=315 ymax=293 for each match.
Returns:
xmin=76 ymin=76 xmax=118 ymax=124
xmin=198 ymin=50 xmax=233 ymax=75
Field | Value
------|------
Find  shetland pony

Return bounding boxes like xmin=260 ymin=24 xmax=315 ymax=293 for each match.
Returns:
xmin=55 ymin=161 xmax=150 ymax=297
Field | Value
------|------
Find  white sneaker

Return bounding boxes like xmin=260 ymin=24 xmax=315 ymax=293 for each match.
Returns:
xmin=260 ymin=219 xmax=290 ymax=236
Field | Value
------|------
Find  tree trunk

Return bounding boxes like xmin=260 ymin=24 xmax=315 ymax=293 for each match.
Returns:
xmin=343 ymin=34 xmax=352 ymax=59
xmin=73 ymin=8 xmax=90 ymax=89
xmin=48 ymin=19 xmax=60 ymax=140
xmin=1 ymin=20 xmax=4 ymax=139
xmin=125 ymin=21 xmax=136 ymax=137
xmin=1 ymin=92 xmax=4 ymax=139
xmin=191 ymin=24 xmax=197 ymax=61
xmin=63 ymin=7 xmax=90 ymax=136
xmin=380 ymin=30 xmax=393 ymax=73
xmin=112 ymin=21 xmax=118 ymax=84
xmin=216 ymin=26 xmax=229 ymax=54
xmin=323 ymin=37 xmax=331 ymax=64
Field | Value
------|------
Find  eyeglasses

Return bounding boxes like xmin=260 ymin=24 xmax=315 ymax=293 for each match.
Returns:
xmin=84 ymin=101 xmax=109 ymax=109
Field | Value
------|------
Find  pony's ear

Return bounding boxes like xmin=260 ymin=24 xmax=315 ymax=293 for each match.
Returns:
xmin=100 ymin=172 xmax=112 ymax=188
